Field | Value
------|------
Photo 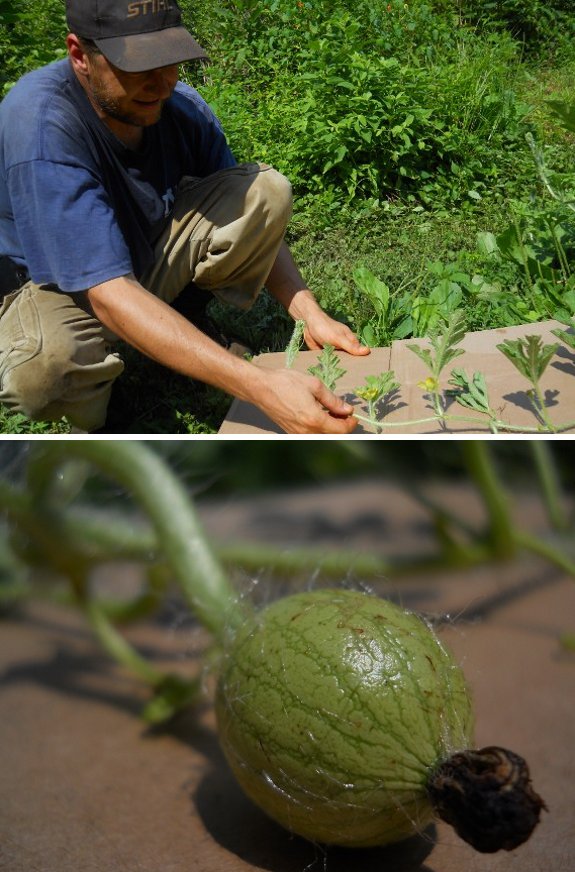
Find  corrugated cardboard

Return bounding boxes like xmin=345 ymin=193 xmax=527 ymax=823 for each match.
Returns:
xmin=219 ymin=319 xmax=575 ymax=434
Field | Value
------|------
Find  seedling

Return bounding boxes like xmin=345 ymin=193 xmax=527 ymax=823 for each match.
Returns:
xmin=447 ymin=369 xmax=491 ymax=417
xmin=285 ymin=319 xmax=306 ymax=368
xmin=552 ymin=319 xmax=575 ymax=350
xmin=406 ymin=310 xmax=467 ymax=419
xmin=550 ymin=289 xmax=575 ymax=351
xmin=282 ymin=303 xmax=574 ymax=433
xmin=306 ymin=310 xmax=575 ymax=433
xmin=354 ymin=371 xmax=400 ymax=421
xmin=307 ymin=344 xmax=347 ymax=391
xmin=496 ymin=335 xmax=560 ymax=431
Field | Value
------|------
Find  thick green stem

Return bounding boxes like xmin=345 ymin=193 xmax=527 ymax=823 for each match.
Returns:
xmin=217 ymin=540 xmax=491 ymax=577
xmin=0 ymin=477 xmax=92 ymax=583
xmin=27 ymin=442 xmax=237 ymax=641
xmin=0 ymin=474 xmax=154 ymax=565
xmin=0 ymin=478 xmax=489 ymax=582
xmin=460 ymin=442 xmax=516 ymax=559
xmin=27 ymin=457 xmax=91 ymax=506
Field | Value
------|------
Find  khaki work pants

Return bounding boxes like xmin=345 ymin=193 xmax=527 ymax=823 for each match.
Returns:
xmin=0 ymin=163 xmax=292 ymax=431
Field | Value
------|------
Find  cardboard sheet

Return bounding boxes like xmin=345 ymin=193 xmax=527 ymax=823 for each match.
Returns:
xmin=219 ymin=319 xmax=575 ymax=434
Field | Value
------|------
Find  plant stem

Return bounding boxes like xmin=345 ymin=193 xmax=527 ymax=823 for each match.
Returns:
xmin=460 ymin=442 xmax=516 ymax=559
xmin=27 ymin=457 xmax=91 ymax=506
xmin=530 ymin=443 xmax=569 ymax=531
xmin=0 ymin=480 xmax=489 ymax=583
xmin=84 ymin=598 xmax=162 ymax=685
xmin=354 ymin=410 xmax=575 ymax=433
xmin=26 ymin=442 xmax=238 ymax=641
xmin=0 ymin=467 xmax=146 ymax=559
xmin=216 ymin=540 xmax=490 ymax=577
xmin=531 ymin=382 xmax=557 ymax=433
xmin=514 ymin=529 xmax=575 ymax=577
xmin=0 ymin=476 xmax=92 ymax=583
xmin=432 ymin=387 xmax=445 ymax=421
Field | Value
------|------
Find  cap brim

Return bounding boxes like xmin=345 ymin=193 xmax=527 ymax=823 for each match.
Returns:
xmin=95 ymin=27 xmax=208 ymax=73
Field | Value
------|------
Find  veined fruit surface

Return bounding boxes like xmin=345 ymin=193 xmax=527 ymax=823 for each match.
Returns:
xmin=216 ymin=588 xmax=473 ymax=847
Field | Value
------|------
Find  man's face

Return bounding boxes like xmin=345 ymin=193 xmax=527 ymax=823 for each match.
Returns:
xmin=83 ymin=50 xmax=179 ymax=129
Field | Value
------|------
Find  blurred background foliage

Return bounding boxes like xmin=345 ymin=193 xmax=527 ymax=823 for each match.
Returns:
xmin=139 ymin=440 xmax=575 ymax=495
xmin=2 ymin=440 xmax=570 ymax=497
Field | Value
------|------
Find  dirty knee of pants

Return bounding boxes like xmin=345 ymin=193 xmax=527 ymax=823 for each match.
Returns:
xmin=0 ymin=284 xmax=124 ymax=430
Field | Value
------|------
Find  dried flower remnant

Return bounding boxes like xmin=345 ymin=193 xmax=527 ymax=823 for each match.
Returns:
xmin=428 ymin=746 xmax=547 ymax=852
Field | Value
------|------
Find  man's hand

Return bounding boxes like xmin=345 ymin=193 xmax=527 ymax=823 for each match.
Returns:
xmin=257 ymin=368 xmax=359 ymax=434
xmin=302 ymin=307 xmax=370 ymax=356
xmin=87 ymin=275 xmax=359 ymax=435
xmin=265 ymin=242 xmax=370 ymax=357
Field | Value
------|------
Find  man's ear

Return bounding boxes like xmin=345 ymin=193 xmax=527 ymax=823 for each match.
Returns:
xmin=67 ymin=34 xmax=90 ymax=78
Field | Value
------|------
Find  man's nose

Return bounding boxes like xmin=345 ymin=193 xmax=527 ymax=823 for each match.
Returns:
xmin=145 ymin=66 xmax=178 ymax=97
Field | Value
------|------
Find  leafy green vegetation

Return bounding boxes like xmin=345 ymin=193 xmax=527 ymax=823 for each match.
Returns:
xmin=0 ymin=0 xmax=66 ymax=95
xmin=1 ymin=0 xmax=575 ymax=432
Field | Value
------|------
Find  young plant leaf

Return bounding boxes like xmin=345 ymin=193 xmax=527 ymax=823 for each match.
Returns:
xmin=551 ymin=321 xmax=575 ymax=351
xmin=141 ymin=674 xmax=201 ymax=725
xmin=546 ymin=101 xmax=575 ymax=135
xmin=407 ymin=343 xmax=435 ymax=372
xmin=355 ymin=371 xmax=400 ymax=404
xmin=448 ymin=369 xmax=491 ymax=415
xmin=308 ymin=345 xmax=347 ymax=392
xmin=431 ymin=310 xmax=467 ymax=372
xmin=496 ymin=336 xmax=559 ymax=383
xmin=352 ymin=267 xmax=390 ymax=318
xmin=551 ymin=294 xmax=575 ymax=350
xmin=408 ymin=309 xmax=467 ymax=379
xmin=285 ymin=320 xmax=306 ymax=368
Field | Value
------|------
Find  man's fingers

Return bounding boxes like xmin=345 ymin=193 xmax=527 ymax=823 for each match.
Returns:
xmin=330 ymin=323 xmax=370 ymax=356
xmin=310 ymin=378 xmax=354 ymax=417
xmin=259 ymin=368 xmax=360 ymax=434
xmin=342 ymin=333 xmax=371 ymax=356
xmin=304 ymin=321 xmax=370 ymax=356
xmin=318 ymin=413 xmax=359 ymax=434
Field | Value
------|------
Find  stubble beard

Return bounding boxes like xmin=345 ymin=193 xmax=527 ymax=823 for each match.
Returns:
xmin=88 ymin=74 xmax=163 ymax=128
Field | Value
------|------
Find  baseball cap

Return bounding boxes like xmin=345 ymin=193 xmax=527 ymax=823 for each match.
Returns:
xmin=66 ymin=0 xmax=208 ymax=73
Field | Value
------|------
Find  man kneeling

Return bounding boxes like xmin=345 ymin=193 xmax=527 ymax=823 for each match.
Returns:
xmin=0 ymin=0 xmax=369 ymax=433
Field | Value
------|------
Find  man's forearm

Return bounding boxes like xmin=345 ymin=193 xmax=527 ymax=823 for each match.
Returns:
xmin=264 ymin=241 xmax=322 ymax=320
xmin=87 ymin=274 xmax=267 ymax=403
xmin=86 ymin=273 xmax=359 ymax=434
xmin=264 ymin=242 xmax=370 ymax=358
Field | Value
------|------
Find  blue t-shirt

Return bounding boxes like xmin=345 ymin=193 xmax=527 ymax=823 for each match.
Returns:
xmin=0 ymin=59 xmax=236 ymax=292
